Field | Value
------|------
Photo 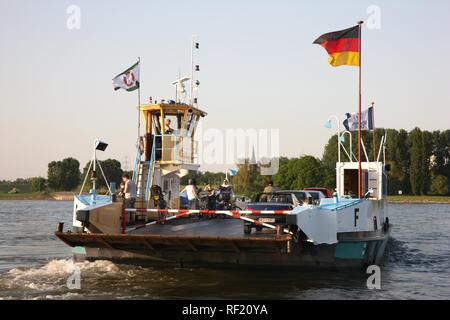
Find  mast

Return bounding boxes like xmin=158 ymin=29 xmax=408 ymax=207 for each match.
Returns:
xmin=138 ymin=56 xmax=141 ymax=140
xmin=189 ymin=35 xmax=200 ymax=106
xmin=92 ymin=142 xmax=96 ymax=202
xmin=372 ymin=101 xmax=376 ymax=162
xmin=357 ymin=21 xmax=363 ymax=199
xmin=190 ymin=35 xmax=195 ymax=105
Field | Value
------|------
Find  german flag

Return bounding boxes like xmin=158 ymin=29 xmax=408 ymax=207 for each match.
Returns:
xmin=313 ymin=25 xmax=360 ymax=67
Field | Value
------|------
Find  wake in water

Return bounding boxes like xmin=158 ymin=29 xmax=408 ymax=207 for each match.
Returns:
xmin=0 ymin=259 xmax=131 ymax=299
xmin=385 ymin=237 xmax=449 ymax=270
xmin=0 ymin=240 xmax=422 ymax=300
xmin=0 ymin=258 xmax=183 ymax=300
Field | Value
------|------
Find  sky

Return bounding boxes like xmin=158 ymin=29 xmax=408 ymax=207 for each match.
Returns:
xmin=1 ymin=0 xmax=450 ymax=180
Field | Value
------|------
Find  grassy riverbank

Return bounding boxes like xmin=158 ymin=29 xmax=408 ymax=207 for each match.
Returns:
xmin=0 ymin=192 xmax=52 ymax=200
xmin=387 ymin=195 xmax=450 ymax=204
xmin=0 ymin=191 xmax=92 ymax=201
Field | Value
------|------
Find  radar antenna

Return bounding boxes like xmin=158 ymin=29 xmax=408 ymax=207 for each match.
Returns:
xmin=172 ymin=76 xmax=191 ymax=103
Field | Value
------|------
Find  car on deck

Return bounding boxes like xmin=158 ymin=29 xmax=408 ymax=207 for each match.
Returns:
xmin=300 ymin=189 xmax=326 ymax=204
xmin=242 ymin=191 xmax=306 ymax=235
xmin=303 ymin=187 xmax=333 ymax=198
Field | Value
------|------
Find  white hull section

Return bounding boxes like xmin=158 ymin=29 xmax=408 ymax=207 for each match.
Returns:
xmin=289 ymin=198 xmax=387 ymax=245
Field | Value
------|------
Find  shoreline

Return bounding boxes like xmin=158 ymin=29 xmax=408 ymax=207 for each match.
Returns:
xmin=0 ymin=192 xmax=75 ymax=201
xmin=385 ymin=196 xmax=450 ymax=205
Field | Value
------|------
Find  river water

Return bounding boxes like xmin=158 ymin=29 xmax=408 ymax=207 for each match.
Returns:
xmin=0 ymin=200 xmax=449 ymax=299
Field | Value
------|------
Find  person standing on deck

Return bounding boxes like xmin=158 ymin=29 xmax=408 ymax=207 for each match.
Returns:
xmin=180 ymin=179 xmax=199 ymax=209
xmin=263 ymin=181 xmax=275 ymax=194
xmin=122 ymin=174 xmax=137 ymax=209
xmin=261 ymin=181 xmax=278 ymax=202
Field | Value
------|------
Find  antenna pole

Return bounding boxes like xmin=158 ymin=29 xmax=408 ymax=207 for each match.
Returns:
xmin=138 ymin=56 xmax=141 ymax=140
xmin=93 ymin=144 xmax=96 ymax=192
xmin=372 ymin=102 xmax=376 ymax=162
xmin=357 ymin=21 xmax=363 ymax=199
xmin=190 ymin=35 xmax=195 ymax=105
xmin=91 ymin=139 xmax=97 ymax=205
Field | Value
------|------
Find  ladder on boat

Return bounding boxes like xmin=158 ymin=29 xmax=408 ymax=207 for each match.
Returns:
xmin=132 ymin=136 xmax=156 ymax=207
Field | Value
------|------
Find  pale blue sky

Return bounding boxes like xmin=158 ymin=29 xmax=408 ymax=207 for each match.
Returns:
xmin=1 ymin=0 xmax=450 ymax=180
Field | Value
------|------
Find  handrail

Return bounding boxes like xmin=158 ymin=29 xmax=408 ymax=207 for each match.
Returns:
xmin=145 ymin=135 xmax=156 ymax=206
xmin=325 ymin=189 xmax=373 ymax=211
xmin=132 ymin=142 xmax=141 ymax=183
xmin=329 ymin=199 xmax=363 ymax=211
xmin=376 ymin=135 xmax=385 ymax=163
xmin=124 ymin=208 xmax=294 ymax=235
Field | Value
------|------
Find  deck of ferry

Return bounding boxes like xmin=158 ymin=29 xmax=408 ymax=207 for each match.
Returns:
xmin=56 ymin=218 xmax=292 ymax=255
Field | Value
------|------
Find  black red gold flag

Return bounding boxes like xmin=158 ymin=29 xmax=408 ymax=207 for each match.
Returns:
xmin=313 ymin=25 xmax=360 ymax=67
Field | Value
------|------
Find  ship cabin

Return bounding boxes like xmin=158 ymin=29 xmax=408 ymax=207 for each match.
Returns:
xmin=336 ymin=161 xmax=387 ymax=200
xmin=133 ymin=102 xmax=207 ymax=210
xmin=332 ymin=130 xmax=388 ymax=201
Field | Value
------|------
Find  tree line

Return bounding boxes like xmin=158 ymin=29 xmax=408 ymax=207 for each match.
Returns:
xmin=0 ymin=158 xmax=127 ymax=193
xmin=205 ymin=128 xmax=450 ymax=198
xmin=2 ymin=127 xmax=449 ymax=197
xmin=321 ymin=128 xmax=450 ymax=196
xmin=47 ymin=158 xmax=127 ymax=192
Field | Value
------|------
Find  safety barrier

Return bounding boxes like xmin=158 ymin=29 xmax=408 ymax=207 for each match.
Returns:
xmin=123 ymin=208 xmax=293 ymax=234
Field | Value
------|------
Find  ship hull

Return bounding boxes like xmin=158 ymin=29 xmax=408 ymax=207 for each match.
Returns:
xmin=58 ymin=219 xmax=391 ymax=270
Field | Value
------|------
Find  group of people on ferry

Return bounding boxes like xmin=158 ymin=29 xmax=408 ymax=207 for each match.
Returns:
xmin=180 ymin=178 xmax=234 ymax=210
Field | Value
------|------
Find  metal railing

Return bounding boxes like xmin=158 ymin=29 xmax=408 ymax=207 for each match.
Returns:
xmin=145 ymin=135 xmax=156 ymax=207
xmin=132 ymin=143 xmax=141 ymax=183
xmin=122 ymin=208 xmax=293 ymax=235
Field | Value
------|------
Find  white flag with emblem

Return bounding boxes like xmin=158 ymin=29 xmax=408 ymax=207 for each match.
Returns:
xmin=343 ymin=106 xmax=374 ymax=131
xmin=112 ymin=61 xmax=140 ymax=92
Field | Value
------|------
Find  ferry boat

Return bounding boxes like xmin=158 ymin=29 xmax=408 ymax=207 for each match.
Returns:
xmin=55 ymin=99 xmax=391 ymax=269
xmin=55 ymin=38 xmax=391 ymax=269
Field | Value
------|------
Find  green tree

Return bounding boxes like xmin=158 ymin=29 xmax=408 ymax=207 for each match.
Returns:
xmin=422 ymin=130 xmax=433 ymax=194
xmin=409 ymin=128 xmax=426 ymax=195
xmin=82 ymin=159 xmax=123 ymax=190
xmin=396 ymin=129 xmax=411 ymax=193
xmin=180 ymin=171 xmax=225 ymax=187
xmin=232 ymin=159 xmax=264 ymax=199
xmin=321 ymin=134 xmax=339 ymax=190
xmin=444 ymin=130 xmax=450 ymax=176
xmin=273 ymin=156 xmax=324 ymax=190
xmin=31 ymin=177 xmax=47 ymax=192
xmin=384 ymin=129 xmax=411 ymax=194
xmin=430 ymin=175 xmax=449 ymax=195
xmin=47 ymin=158 xmax=81 ymax=191
xmin=432 ymin=130 xmax=450 ymax=181
xmin=201 ymin=171 xmax=226 ymax=186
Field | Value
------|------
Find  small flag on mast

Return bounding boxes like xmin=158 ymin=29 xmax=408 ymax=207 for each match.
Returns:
xmin=343 ymin=106 xmax=374 ymax=131
xmin=313 ymin=25 xmax=360 ymax=67
xmin=112 ymin=61 xmax=140 ymax=92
